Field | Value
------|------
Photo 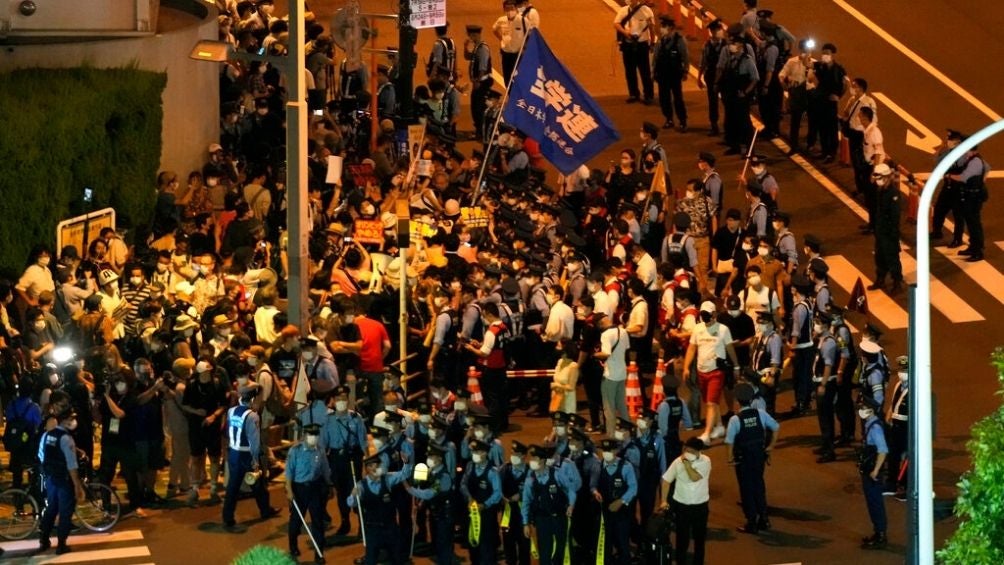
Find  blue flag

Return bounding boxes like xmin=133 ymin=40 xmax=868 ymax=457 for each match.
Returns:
xmin=502 ymin=29 xmax=620 ymax=175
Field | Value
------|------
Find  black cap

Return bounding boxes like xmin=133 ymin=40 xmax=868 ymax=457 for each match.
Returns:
xmin=528 ymin=444 xmax=552 ymax=459
xmin=804 ymin=233 xmax=822 ymax=249
xmin=568 ymin=414 xmax=587 ymax=428
xmin=946 ymin=129 xmax=964 ymax=141
xmin=472 ymin=413 xmax=493 ymax=427
xmin=659 ymin=15 xmax=676 ymax=27
xmin=369 ymin=426 xmax=389 ymax=438
xmin=512 ymin=440 xmax=528 ymax=454
xmin=428 ymin=442 xmax=448 ymax=458
xmin=808 ymin=258 xmax=829 ymax=276
xmin=616 ymin=418 xmax=636 ymax=431
xmin=673 ymin=211 xmax=691 ymax=229
xmin=303 ymin=423 xmax=322 ymax=435
xmin=570 ymin=427 xmax=589 ymax=443
xmin=334 ymin=385 xmax=351 ymax=397
xmin=599 ymin=438 xmax=621 ymax=451
xmin=300 ymin=336 xmax=319 ymax=348
xmin=431 ymin=415 xmax=450 ymax=430
xmin=641 ymin=121 xmax=659 ymax=137
xmin=756 ymin=8 xmax=774 ymax=18
xmin=725 ymin=295 xmax=741 ymax=310
xmin=864 ymin=323 xmax=883 ymax=339
xmin=468 ymin=439 xmax=490 ymax=453
xmin=814 ymin=310 xmax=833 ymax=325
xmin=640 ymin=407 xmax=657 ymax=420
xmin=857 ymin=395 xmax=880 ymax=410
xmin=551 ymin=412 xmax=570 ymax=424
xmin=363 ymin=454 xmax=381 ymax=466
xmin=698 ymin=151 xmax=716 ymax=166
xmin=455 ymin=388 xmax=472 ymax=400
xmin=772 ymin=210 xmax=791 ymax=225
xmin=466 ymin=24 xmax=483 ymax=33
xmin=750 ymin=154 xmax=768 ymax=166
xmin=756 ymin=311 xmax=775 ymax=323
xmin=501 ymin=277 xmax=521 ymax=295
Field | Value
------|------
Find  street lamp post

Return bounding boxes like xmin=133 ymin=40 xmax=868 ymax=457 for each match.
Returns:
xmin=286 ymin=0 xmax=309 ymax=327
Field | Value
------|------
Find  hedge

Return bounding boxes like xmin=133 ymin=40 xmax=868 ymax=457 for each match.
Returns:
xmin=0 ymin=65 xmax=166 ymax=278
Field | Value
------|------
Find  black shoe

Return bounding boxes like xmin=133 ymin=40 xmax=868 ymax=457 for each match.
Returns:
xmin=834 ymin=436 xmax=853 ymax=447
xmin=737 ymin=523 xmax=759 ymax=535
xmin=625 ymin=96 xmax=640 ymax=104
xmin=757 ymin=517 xmax=772 ymax=531
xmin=314 ymin=556 xmax=326 ymax=564
xmin=290 ymin=548 xmax=302 ymax=558
xmin=965 ymin=253 xmax=984 ymax=262
xmin=662 ymin=120 xmax=674 ymax=129
xmin=786 ymin=405 xmax=803 ymax=418
xmin=894 ymin=488 xmax=908 ymax=502
xmin=881 ymin=485 xmax=897 ymax=496
xmin=39 ymin=538 xmax=51 ymax=552
xmin=816 ymin=452 xmax=837 ymax=463
xmin=862 ymin=532 xmax=888 ymax=549
xmin=678 ymin=124 xmax=688 ymax=133
xmin=811 ymin=446 xmax=827 ymax=455
xmin=946 ymin=239 xmax=963 ymax=249
xmin=223 ymin=521 xmax=241 ymax=533
xmin=959 ymin=247 xmax=975 ymax=256
xmin=262 ymin=506 xmax=281 ymax=519
xmin=56 ymin=544 xmax=71 ymax=555
xmin=866 ymin=282 xmax=883 ymax=291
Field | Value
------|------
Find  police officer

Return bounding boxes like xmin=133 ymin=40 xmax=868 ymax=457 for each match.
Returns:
xmin=652 ymin=16 xmax=689 ymax=131
xmin=461 ymin=439 xmax=503 ymax=565
xmin=406 ymin=443 xmax=455 ymax=565
xmin=543 ymin=411 xmax=571 ymax=458
xmin=349 ymin=454 xmax=413 ymax=565
xmin=522 ymin=445 xmax=577 ymax=565
xmin=406 ymin=401 xmax=434 ymax=548
xmin=718 ymin=25 xmax=759 ymax=155
xmin=377 ymin=412 xmax=415 ymax=552
xmin=725 ymin=383 xmax=779 ymax=534
xmin=222 ymin=383 xmax=279 ymax=530
xmin=465 ymin=25 xmax=493 ymax=140
xmin=286 ymin=423 xmax=330 ymax=564
xmin=884 ymin=356 xmax=909 ymax=498
xmin=593 ymin=438 xmax=636 ymax=562
xmin=500 ymin=440 xmax=532 ymax=565
xmin=857 ymin=395 xmax=888 ymax=549
xmin=952 ymin=143 xmax=990 ymax=262
xmin=614 ymin=418 xmax=640 ymax=470
xmin=756 ymin=21 xmax=783 ymax=139
xmin=657 ymin=377 xmax=692 ymax=464
xmin=866 ymin=163 xmax=904 ymax=294
xmin=749 ymin=311 xmax=783 ymax=415
xmin=788 ymin=274 xmax=815 ymax=416
xmin=930 ymin=129 xmax=966 ymax=245
xmin=808 ymin=258 xmax=831 ymax=315
xmin=324 ymin=385 xmax=367 ymax=536
xmin=631 ymin=408 xmax=665 ymax=532
xmin=828 ymin=306 xmax=858 ymax=445
xmin=812 ymin=311 xmax=839 ymax=463
xmin=859 ymin=339 xmax=887 ymax=409
xmin=698 ymin=20 xmax=725 ymax=135
xmin=37 ymin=409 xmax=86 ymax=555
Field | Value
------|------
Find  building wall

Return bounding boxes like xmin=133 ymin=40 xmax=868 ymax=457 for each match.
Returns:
xmin=0 ymin=5 xmax=219 ymax=179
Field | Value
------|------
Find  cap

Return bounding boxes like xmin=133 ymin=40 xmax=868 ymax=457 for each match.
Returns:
xmin=808 ymin=258 xmax=829 ymax=276
xmin=568 ymin=414 xmax=587 ymax=428
xmin=472 ymin=413 xmax=493 ymax=427
xmin=501 ymin=277 xmax=520 ymax=295
xmin=466 ymin=24 xmax=482 ymax=33
xmin=98 ymin=269 xmax=119 ymax=286
xmin=431 ymin=415 xmax=450 ymax=430
xmin=428 ymin=443 xmax=448 ymax=458
xmin=551 ymin=412 xmax=570 ymax=425
xmin=735 ymin=383 xmax=755 ymax=405
xmin=173 ymin=314 xmax=199 ymax=332
xmin=369 ymin=425 xmax=389 ymax=438
xmin=511 ymin=440 xmax=528 ymax=455
xmin=756 ymin=311 xmax=775 ymax=324
xmin=750 ymin=154 xmax=768 ymax=166
xmin=864 ymin=323 xmax=883 ymax=339
xmin=700 ymin=300 xmax=716 ymax=314
xmin=659 ymin=15 xmax=676 ymax=27
xmin=528 ymin=444 xmax=551 ymax=459
xmin=946 ymin=129 xmax=964 ymax=141
xmin=756 ymin=8 xmax=774 ymax=18
xmin=641 ymin=121 xmax=659 ymax=137
xmin=599 ymin=438 xmax=621 ymax=451
xmin=303 ymin=423 xmax=322 ymax=435
xmin=814 ymin=310 xmax=833 ymax=325
xmin=208 ymin=143 xmax=223 ymax=153
xmin=468 ymin=439 xmax=489 ymax=453
xmin=212 ymin=314 xmax=234 ymax=327
xmin=698 ymin=151 xmax=716 ymax=166
xmin=640 ymin=407 xmax=657 ymax=420
xmin=383 ymin=411 xmax=404 ymax=425
xmin=857 ymin=395 xmax=880 ymax=410
xmin=195 ymin=360 xmax=213 ymax=374
xmin=486 ymin=89 xmax=503 ymax=100
xmin=616 ymin=417 xmax=636 ymax=431
xmin=570 ymin=427 xmax=589 ymax=443
xmin=299 ymin=336 xmax=319 ymax=348
xmin=860 ymin=339 xmax=882 ymax=355
xmin=334 ymin=385 xmax=351 ymax=397
xmin=772 ymin=211 xmax=790 ymax=225
xmin=827 ymin=304 xmax=845 ymax=318
xmin=363 ymin=454 xmax=382 ymax=466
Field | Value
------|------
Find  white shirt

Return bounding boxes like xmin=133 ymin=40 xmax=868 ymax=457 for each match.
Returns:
xmin=626 ymin=297 xmax=648 ymax=338
xmin=613 ymin=4 xmax=654 ymax=39
xmin=689 ymin=321 xmax=733 ymax=373
xmin=591 ymin=288 xmax=613 ymax=317
xmin=254 ymin=305 xmax=279 ymax=345
xmin=493 ymin=7 xmax=539 ymax=53
xmin=739 ymin=285 xmax=779 ymax=317
xmin=635 ymin=254 xmax=658 ymax=291
xmin=662 ymin=454 xmax=711 ymax=505
xmin=17 ymin=264 xmax=55 ymax=299
xmin=544 ymin=300 xmax=575 ymax=342
xmin=600 ymin=326 xmax=629 ymax=381
xmin=863 ymin=122 xmax=885 ymax=164
xmin=847 ymin=93 xmax=878 ymax=131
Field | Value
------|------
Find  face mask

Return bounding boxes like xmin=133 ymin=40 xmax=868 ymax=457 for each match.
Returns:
xmin=637 ymin=419 xmax=648 ymax=430
xmin=614 ymin=430 xmax=626 ymax=441
xmin=67 ymin=419 xmax=78 ymax=431
xmin=385 ymin=404 xmax=398 ymax=413
xmin=306 ymin=435 xmax=319 ymax=448
xmin=758 ymin=323 xmax=771 ymax=334
xmin=237 ymin=377 xmax=249 ymax=387
xmin=757 ymin=247 xmax=770 ymax=257
xmin=748 ymin=275 xmax=762 ymax=287
xmin=34 ymin=320 xmax=46 ymax=331
xmin=602 ymin=451 xmax=615 ymax=463
xmin=472 ymin=453 xmax=484 ymax=465
xmin=129 ymin=277 xmax=143 ymax=287
xmin=684 ymin=452 xmax=698 ymax=462
xmin=741 ymin=243 xmax=753 ymax=252
xmin=426 ymin=457 xmax=439 ymax=468
xmin=455 ymin=401 xmax=467 ymax=412
xmin=529 ymin=460 xmax=541 ymax=471
xmin=510 ymin=455 xmax=523 ymax=466
xmin=344 ymin=315 xmax=356 ymax=324
xmin=474 ymin=429 xmax=486 ymax=440
xmin=699 ymin=311 xmax=713 ymax=323
xmin=874 ymin=176 xmax=890 ymax=187
xmin=858 ymin=408 xmax=872 ymax=419
xmin=728 ymin=309 xmax=740 ymax=318
xmin=898 ymin=371 xmax=908 ymax=383
xmin=555 ymin=426 xmax=566 ymax=437
xmin=115 ymin=382 xmax=128 ymax=394
xmin=545 ymin=458 xmax=556 ymax=467
xmin=156 ymin=263 xmax=169 ymax=273
xmin=335 ymin=400 xmax=348 ymax=412
xmin=49 ymin=373 xmax=60 ymax=386
xmin=373 ymin=438 xmax=384 ymax=449
xmin=246 ymin=356 xmax=258 ymax=367
xmin=373 ymin=467 xmax=385 ymax=477
xmin=302 ymin=351 xmax=315 ymax=361
xmin=821 ymin=53 xmax=833 ymax=63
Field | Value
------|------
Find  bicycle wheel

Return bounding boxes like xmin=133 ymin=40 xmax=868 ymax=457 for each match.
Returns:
xmin=74 ymin=482 xmax=120 ymax=532
xmin=0 ymin=488 xmax=40 ymax=540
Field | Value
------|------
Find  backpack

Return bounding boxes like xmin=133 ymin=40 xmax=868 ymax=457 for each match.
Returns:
xmin=427 ymin=37 xmax=457 ymax=80
xmin=3 ymin=399 xmax=39 ymax=453
xmin=261 ymin=369 xmax=292 ymax=418
xmin=771 ymin=231 xmax=795 ymax=265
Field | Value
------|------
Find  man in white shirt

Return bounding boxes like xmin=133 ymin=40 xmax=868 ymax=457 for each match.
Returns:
xmin=595 ymin=314 xmax=630 ymax=436
xmin=613 ymin=0 xmax=656 ymax=104
xmin=588 ymin=273 xmax=613 ymax=317
xmin=860 ymin=107 xmax=884 ymax=165
xmin=682 ymin=301 xmax=740 ymax=445
xmin=492 ymin=0 xmax=540 ymax=84
xmin=543 ymin=286 xmax=575 ymax=344
xmin=630 ymin=243 xmax=658 ymax=292
xmin=662 ymin=436 xmax=711 ymax=565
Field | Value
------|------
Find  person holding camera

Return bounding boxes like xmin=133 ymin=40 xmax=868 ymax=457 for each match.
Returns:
xmin=724 ymin=383 xmax=779 ymax=535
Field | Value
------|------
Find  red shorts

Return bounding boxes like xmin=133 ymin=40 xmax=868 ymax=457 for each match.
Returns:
xmin=697 ymin=369 xmax=725 ymax=404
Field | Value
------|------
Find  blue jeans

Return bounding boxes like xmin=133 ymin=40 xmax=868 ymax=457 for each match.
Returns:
xmin=39 ymin=477 xmax=76 ymax=544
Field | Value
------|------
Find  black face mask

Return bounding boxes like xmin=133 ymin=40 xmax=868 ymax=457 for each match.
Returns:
xmin=699 ymin=311 xmax=713 ymax=323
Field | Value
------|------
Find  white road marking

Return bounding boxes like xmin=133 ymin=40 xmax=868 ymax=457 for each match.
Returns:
xmin=0 ymin=530 xmax=144 ymax=552
xmin=825 ymin=255 xmax=909 ymax=329
xmin=832 ymin=0 xmax=1002 ymax=121
xmin=873 ymin=92 xmax=939 ymax=154
xmin=29 ymin=545 xmax=151 ymax=564
xmin=932 ymin=246 xmax=1004 ymax=308
xmin=899 ymin=252 xmax=984 ymax=323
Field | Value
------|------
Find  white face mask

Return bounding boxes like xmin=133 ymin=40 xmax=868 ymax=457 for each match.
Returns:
xmin=758 ymin=323 xmax=771 ymax=334
xmin=614 ymin=430 xmax=626 ymax=441
xmin=602 ymin=451 xmax=615 ymax=463
xmin=554 ymin=426 xmax=567 ymax=437
xmin=684 ymin=452 xmax=698 ymax=462
xmin=419 ymin=414 xmax=431 ymax=424
xmin=49 ymin=373 xmax=60 ymax=386
xmin=474 ymin=429 xmax=486 ymax=440
xmin=752 ymin=166 xmax=765 ymax=176
xmin=529 ymin=459 xmax=541 ymax=471
xmin=237 ymin=377 xmax=249 ymax=387
xmin=384 ymin=404 xmax=398 ymax=412
xmin=545 ymin=458 xmax=556 ymax=467
xmin=748 ymin=275 xmax=761 ymax=287
xmin=373 ymin=467 xmax=385 ymax=477
xmin=426 ymin=457 xmax=438 ymax=468
xmin=858 ymin=408 xmax=873 ymax=419
xmin=741 ymin=243 xmax=753 ymax=252
xmin=471 ymin=453 xmax=484 ymax=465
xmin=510 ymin=455 xmax=523 ymax=466
xmin=115 ymin=382 xmax=128 ymax=394
xmin=728 ymin=309 xmax=741 ymax=318
xmin=246 ymin=356 xmax=259 ymax=367
xmin=38 ymin=256 xmax=51 ymax=267
xmin=34 ymin=320 xmax=46 ymax=331
xmin=373 ymin=438 xmax=385 ymax=449
xmin=302 ymin=351 xmax=315 ymax=361
xmin=335 ymin=400 xmax=348 ymax=412
xmin=636 ymin=420 xmax=648 ymax=430
xmin=130 ymin=277 xmax=143 ymax=287
xmin=455 ymin=401 xmax=467 ymax=412
xmin=898 ymin=371 xmax=908 ymax=383
xmin=757 ymin=247 xmax=770 ymax=257
xmin=67 ymin=419 xmax=78 ymax=431
xmin=305 ymin=434 xmax=319 ymax=448
xmin=344 ymin=315 xmax=355 ymax=324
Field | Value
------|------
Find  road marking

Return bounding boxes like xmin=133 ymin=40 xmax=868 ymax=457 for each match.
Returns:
xmin=0 ymin=530 xmax=145 ymax=553
xmin=899 ymin=252 xmax=984 ymax=323
xmin=825 ymin=255 xmax=909 ymax=329
xmin=873 ymin=92 xmax=939 ymax=154
xmin=832 ymin=0 xmax=1002 ymax=121
xmin=30 ymin=545 xmax=152 ymax=563
xmin=914 ymin=171 xmax=1004 ymax=180
xmin=933 ymin=246 xmax=1004 ymax=308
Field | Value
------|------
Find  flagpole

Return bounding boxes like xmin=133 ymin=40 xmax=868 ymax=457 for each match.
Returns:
xmin=472 ymin=29 xmax=536 ymax=204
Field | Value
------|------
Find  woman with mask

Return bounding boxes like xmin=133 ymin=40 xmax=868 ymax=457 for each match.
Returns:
xmin=662 ymin=436 xmax=712 ymax=565
xmin=14 ymin=245 xmax=55 ymax=329
xmin=604 ymin=149 xmax=641 ymax=214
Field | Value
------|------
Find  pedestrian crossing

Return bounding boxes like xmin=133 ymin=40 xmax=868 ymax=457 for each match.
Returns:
xmin=0 ymin=529 xmax=152 ymax=564
xmin=825 ymin=255 xmax=909 ymax=329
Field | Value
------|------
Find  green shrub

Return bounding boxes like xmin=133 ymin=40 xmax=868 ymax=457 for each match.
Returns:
xmin=937 ymin=347 xmax=1004 ymax=563
xmin=0 ymin=66 xmax=166 ymax=278
xmin=231 ymin=544 xmax=297 ymax=565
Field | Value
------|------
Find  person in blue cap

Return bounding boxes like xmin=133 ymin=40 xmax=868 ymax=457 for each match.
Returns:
xmin=593 ymin=437 xmax=637 ymax=562
xmin=857 ymin=395 xmax=888 ymax=550
xmin=286 ymin=423 xmax=330 ymax=563
xmin=522 ymin=444 xmax=577 ymax=565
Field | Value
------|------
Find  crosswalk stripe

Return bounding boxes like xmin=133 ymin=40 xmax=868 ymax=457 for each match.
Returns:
xmin=933 ymin=246 xmax=1004 ymax=308
xmin=899 ymin=252 xmax=985 ymax=323
xmin=0 ymin=529 xmax=144 ymax=553
xmin=824 ymin=255 xmax=909 ymax=329
xmin=30 ymin=545 xmax=151 ymax=564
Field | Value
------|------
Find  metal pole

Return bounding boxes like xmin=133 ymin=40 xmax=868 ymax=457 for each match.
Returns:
xmin=396 ymin=199 xmax=411 ymax=385
xmin=907 ymin=285 xmax=918 ymax=565
xmin=913 ymin=118 xmax=1004 ymax=564
xmin=397 ymin=0 xmax=417 ymax=120
xmin=351 ymin=461 xmax=368 ymax=546
xmin=286 ymin=0 xmax=310 ymax=328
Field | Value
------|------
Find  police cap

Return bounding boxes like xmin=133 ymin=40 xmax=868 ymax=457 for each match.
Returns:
xmin=468 ymin=439 xmax=490 ymax=453
xmin=860 ymin=339 xmax=882 ymax=355
xmin=570 ymin=427 xmax=589 ymax=444
xmin=501 ymin=277 xmax=520 ymax=295
xmin=808 ymin=257 xmax=829 ymax=276
xmin=431 ymin=415 xmax=450 ymax=430
xmin=472 ymin=413 xmax=493 ymax=428
xmin=756 ymin=310 xmax=774 ymax=324
xmin=303 ymin=423 xmax=322 ymax=435
xmin=772 ymin=210 xmax=791 ymax=225
xmin=511 ymin=440 xmax=529 ymax=454
xmin=804 ymin=233 xmax=822 ymax=250
xmin=864 ymin=323 xmax=883 ymax=339
xmin=857 ymin=395 xmax=880 ymax=410
xmin=640 ymin=407 xmax=657 ymax=420
xmin=369 ymin=426 xmax=389 ymax=438
xmin=428 ymin=442 xmax=448 ymax=458
xmin=528 ymin=444 xmax=551 ymax=459
xmin=814 ymin=310 xmax=832 ymax=325
xmin=659 ymin=16 xmax=676 ymax=27
xmin=599 ymin=438 xmax=621 ymax=451
xmin=750 ymin=154 xmax=768 ymax=166
xmin=616 ymin=418 xmax=636 ymax=431
xmin=551 ymin=411 xmax=570 ymax=424
xmin=466 ymin=24 xmax=483 ymax=34
xmin=568 ymin=414 xmax=588 ymax=428
xmin=334 ymin=385 xmax=351 ymax=397
xmin=363 ymin=454 xmax=381 ymax=467
xmin=946 ymin=129 xmax=964 ymax=141
xmin=756 ymin=8 xmax=774 ymax=18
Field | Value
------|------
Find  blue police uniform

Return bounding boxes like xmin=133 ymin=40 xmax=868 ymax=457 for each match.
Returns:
xmin=632 ymin=429 xmax=667 ymax=530
xmin=725 ymin=405 xmax=779 ymax=531
xmin=378 ymin=431 xmax=415 ymax=551
xmin=860 ymin=362 xmax=886 ymax=409
xmin=569 ymin=449 xmax=601 ymax=561
xmin=406 ymin=462 xmax=455 ymax=565
xmin=790 ymin=297 xmax=814 ymax=413
xmin=460 ymin=435 xmax=505 ymax=467
xmin=750 ymin=327 xmax=784 ymax=414
xmin=460 ymin=461 xmax=503 ymax=565
xmin=348 ymin=465 xmax=413 ymax=565
xmin=596 ymin=458 xmax=637 ymax=562
xmin=832 ymin=320 xmax=859 ymax=442
xmin=324 ymin=409 xmax=366 ymax=534
xmin=860 ymin=415 xmax=888 ymax=538
xmin=222 ymin=402 xmax=272 ymax=526
xmin=38 ymin=425 xmax=79 ymax=550
xmin=814 ymin=332 xmax=839 ymax=457
xmin=500 ymin=460 xmax=531 ymax=565
xmin=522 ymin=467 xmax=577 ymax=565
xmin=286 ymin=438 xmax=331 ymax=559
xmin=658 ymin=395 xmax=692 ymax=462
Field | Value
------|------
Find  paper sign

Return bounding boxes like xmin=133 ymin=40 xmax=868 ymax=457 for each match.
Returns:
xmin=409 ymin=0 xmax=446 ymax=29
xmin=56 ymin=207 xmax=116 ymax=258
xmin=459 ymin=206 xmax=490 ymax=227
xmin=409 ymin=219 xmax=438 ymax=239
xmin=408 ymin=123 xmax=426 ymax=161
xmin=353 ymin=219 xmax=385 ymax=245
xmin=416 ymin=159 xmax=433 ymax=178
xmin=326 ymin=155 xmax=344 ymax=184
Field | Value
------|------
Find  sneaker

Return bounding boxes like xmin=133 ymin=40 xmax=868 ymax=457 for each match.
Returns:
xmin=881 ymin=486 xmax=897 ymax=496
xmin=697 ymin=433 xmax=711 ymax=445
xmin=710 ymin=426 xmax=725 ymax=439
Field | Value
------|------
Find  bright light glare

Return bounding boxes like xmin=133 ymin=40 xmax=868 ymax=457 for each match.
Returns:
xmin=51 ymin=347 xmax=74 ymax=364
xmin=805 ymin=38 xmax=816 ymax=50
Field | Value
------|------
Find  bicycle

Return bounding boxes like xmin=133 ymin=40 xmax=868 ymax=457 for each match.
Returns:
xmin=0 ymin=455 xmax=122 ymax=540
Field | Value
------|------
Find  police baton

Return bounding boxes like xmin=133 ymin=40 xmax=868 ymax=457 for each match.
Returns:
xmin=737 ymin=128 xmax=763 ymax=191
xmin=291 ymin=498 xmax=324 ymax=558
xmin=351 ymin=461 xmax=368 ymax=547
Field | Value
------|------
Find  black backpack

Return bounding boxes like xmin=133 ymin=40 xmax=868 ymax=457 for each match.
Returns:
xmin=3 ymin=399 xmax=39 ymax=453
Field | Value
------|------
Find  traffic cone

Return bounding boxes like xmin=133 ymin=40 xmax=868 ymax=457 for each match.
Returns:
xmin=626 ymin=361 xmax=642 ymax=420
xmin=650 ymin=358 xmax=666 ymax=411
xmin=466 ymin=366 xmax=484 ymax=407
xmin=838 ymin=134 xmax=851 ymax=165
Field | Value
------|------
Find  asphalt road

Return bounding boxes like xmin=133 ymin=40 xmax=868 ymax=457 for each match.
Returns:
xmin=3 ymin=0 xmax=999 ymax=563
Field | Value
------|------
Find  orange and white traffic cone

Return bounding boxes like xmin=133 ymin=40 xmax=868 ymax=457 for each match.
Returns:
xmin=466 ymin=366 xmax=484 ymax=407
xmin=838 ymin=134 xmax=851 ymax=165
xmin=650 ymin=358 xmax=666 ymax=411
xmin=626 ymin=361 xmax=642 ymax=420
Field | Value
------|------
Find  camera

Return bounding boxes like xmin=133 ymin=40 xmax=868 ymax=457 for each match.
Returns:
xmin=83 ymin=187 xmax=94 ymax=203
xmin=313 ymin=109 xmax=323 ymax=116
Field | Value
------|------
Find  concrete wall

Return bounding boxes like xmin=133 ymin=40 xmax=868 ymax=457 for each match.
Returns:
xmin=3 ymin=0 xmax=157 ymax=32
xmin=0 ymin=4 xmax=218 ymax=179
